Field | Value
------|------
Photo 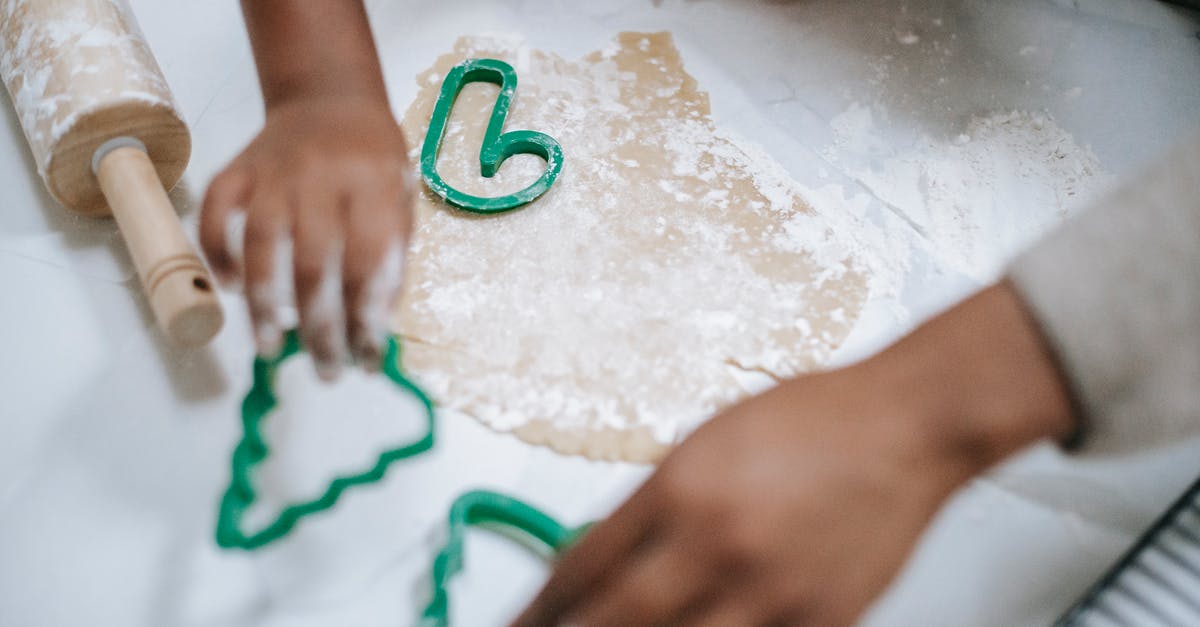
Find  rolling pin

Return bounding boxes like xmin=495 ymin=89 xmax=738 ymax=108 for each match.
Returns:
xmin=1 ymin=0 xmax=223 ymax=346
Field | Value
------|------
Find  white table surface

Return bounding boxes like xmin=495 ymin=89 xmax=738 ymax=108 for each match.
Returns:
xmin=2 ymin=1 xmax=1199 ymax=625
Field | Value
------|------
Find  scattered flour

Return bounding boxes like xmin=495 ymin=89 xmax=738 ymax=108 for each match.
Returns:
xmin=825 ymin=105 xmax=1111 ymax=282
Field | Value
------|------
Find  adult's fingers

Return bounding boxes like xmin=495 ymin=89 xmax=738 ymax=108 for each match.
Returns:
xmin=292 ymin=182 xmax=347 ymax=382
xmin=685 ymin=576 xmax=806 ymax=627
xmin=199 ymin=167 xmax=252 ymax=283
xmin=688 ymin=594 xmax=777 ymax=627
xmin=242 ymin=190 xmax=288 ymax=357
xmin=565 ymin=537 xmax=717 ymax=627
xmin=341 ymin=183 xmax=410 ymax=369
xmin=511 ymin=485 xmax=661 ymax=627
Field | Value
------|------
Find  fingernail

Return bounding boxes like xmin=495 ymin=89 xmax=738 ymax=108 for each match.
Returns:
xmin=223 ymin=209 xmax=246 ymax=282
xmin=354 ymin=325 xmax=387 ymax=371
xmin=303 ymin=249 xmax=349 ymax=381
xmin=354 ymin=337 xmax=383 ymax=372
xmin=256 ymin=322 xmax=281 ymax=357
xmin=355 ymin=239 xmax=403 ymax=370
xmin=214 ymin=271 xmax=241 ymax=291
xmin=224 ymin=209 xmax=247 ymax=268
xmin=315 ymin=358 xmax=342 ymax=383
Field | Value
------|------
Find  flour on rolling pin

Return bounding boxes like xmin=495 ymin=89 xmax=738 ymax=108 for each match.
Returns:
xmin=0 ymin=0 xmax=187 ymax=213
xmin=1 ymin=0 xmax=220 ymax=346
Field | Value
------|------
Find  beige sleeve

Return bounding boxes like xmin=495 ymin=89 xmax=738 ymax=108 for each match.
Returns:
xmin=1007 ymin=132 xmax=1200 ymax=456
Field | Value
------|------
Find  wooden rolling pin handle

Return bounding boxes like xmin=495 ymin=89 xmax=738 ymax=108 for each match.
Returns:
xmin=93 ymin=138 xmax=224 ymax=346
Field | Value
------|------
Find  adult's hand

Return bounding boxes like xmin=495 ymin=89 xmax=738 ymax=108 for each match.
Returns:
xmin=513 ymin=281 xmax=1076 ymax=626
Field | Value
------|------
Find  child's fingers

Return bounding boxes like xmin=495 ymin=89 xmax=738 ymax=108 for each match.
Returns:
xmin=242 ymin=191 xmax=289 ymax=357
xmin=342 ymin=185 xmax=411 ymax=369
xmin=293 ymin=184 xmax=348 ymax=382
xmin=199 ymin=167 xmax=252 ymax=283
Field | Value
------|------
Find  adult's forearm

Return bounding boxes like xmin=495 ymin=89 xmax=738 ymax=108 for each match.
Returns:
xmin=240 ymin=0 xmax=388 ymax=108
xmin=864 ymin=280 xmax=1077 ymax=478
xmin=1008 ymin=132 xmax=1200 ymax=455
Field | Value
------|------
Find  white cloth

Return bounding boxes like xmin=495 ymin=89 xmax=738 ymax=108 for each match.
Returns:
xmin=1008 ymin=131 xmax=1200 ymax=455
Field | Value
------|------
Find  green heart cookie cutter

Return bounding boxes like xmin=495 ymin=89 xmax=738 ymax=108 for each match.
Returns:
xmin=420 ymin=58 xmax=564 ymax=213
xmin=215 ymin=329 xmax=436 ymax=550
xmin=421 ymin=489 xmax=590 ymax=626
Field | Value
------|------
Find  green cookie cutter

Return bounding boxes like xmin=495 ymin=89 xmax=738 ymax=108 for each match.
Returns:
xmin=420 ymin=58 xmax=564 ymax=213
xmin=215 ymin=329 xmax=436 ymax=550
xmin=421 ymin=489 xmax=589 ymax=626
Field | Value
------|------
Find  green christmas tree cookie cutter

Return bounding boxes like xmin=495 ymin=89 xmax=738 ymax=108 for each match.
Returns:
xmin=420 ymin=58 xmax=564 ymax=213
xmin=421 ymin=489 xmax=590 ymax=626
xmin=215 ymin=329 xmax=436 ymax=550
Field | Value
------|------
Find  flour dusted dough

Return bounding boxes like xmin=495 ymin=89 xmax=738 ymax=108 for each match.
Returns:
xmin=395 ymin=33 xmax=868 ymax=463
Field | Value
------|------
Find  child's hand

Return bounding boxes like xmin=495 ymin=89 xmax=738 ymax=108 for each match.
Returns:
xmin=200 ymin=96 xmax=414 ymax=380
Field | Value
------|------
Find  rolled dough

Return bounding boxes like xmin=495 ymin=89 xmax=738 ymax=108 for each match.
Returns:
xmin=395 ymin=32 xmax=868 ymax=463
